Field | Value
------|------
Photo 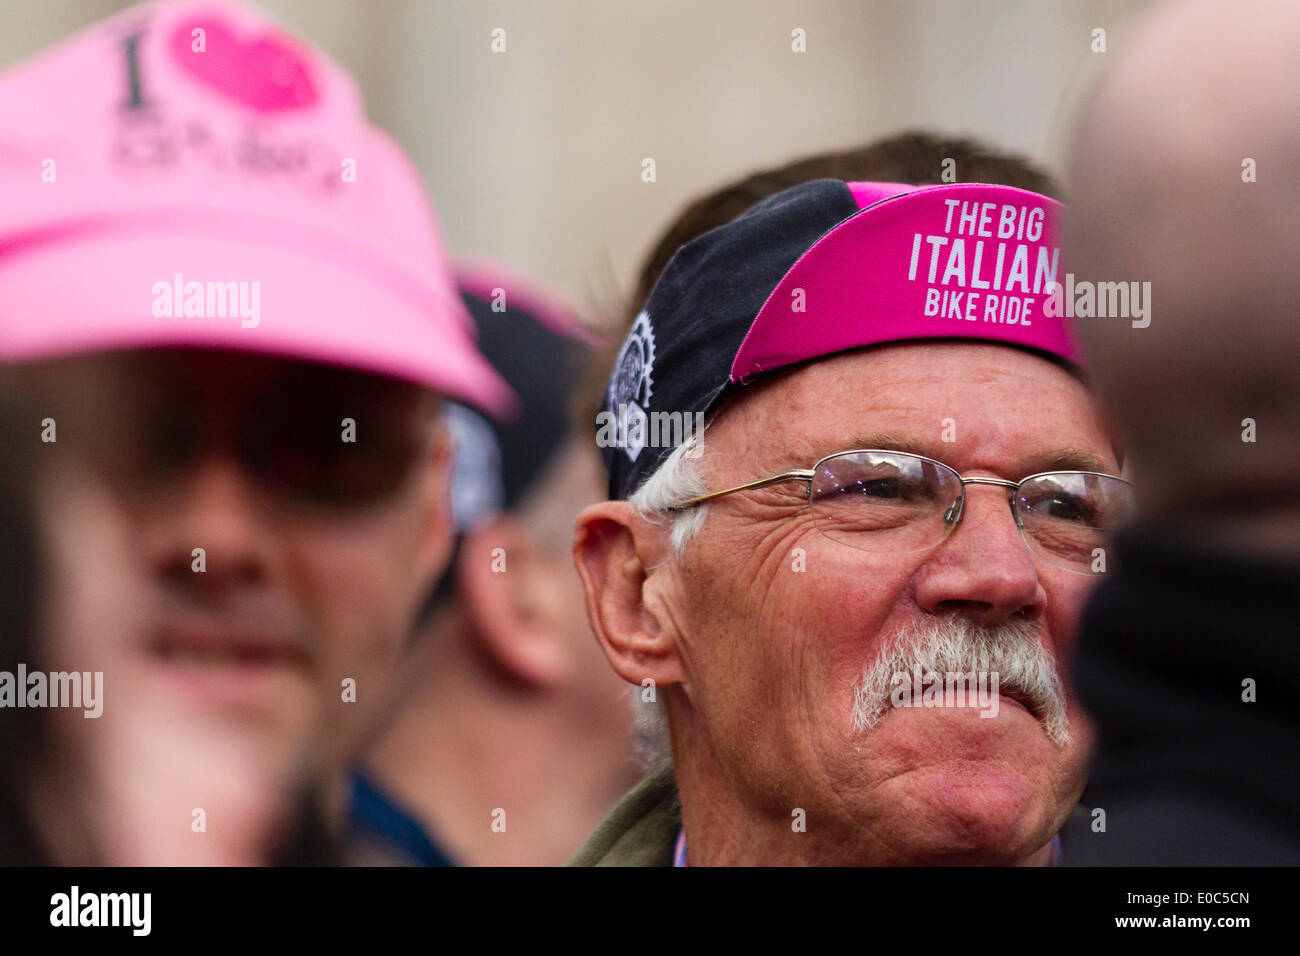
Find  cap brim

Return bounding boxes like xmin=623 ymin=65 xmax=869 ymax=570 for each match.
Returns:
xmin=0 ymin=230 xmax=515 ymax=418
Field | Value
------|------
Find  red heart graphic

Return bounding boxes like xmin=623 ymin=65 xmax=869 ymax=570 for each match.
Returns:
xmin=170 ymin=16 xmax=318 ymax=112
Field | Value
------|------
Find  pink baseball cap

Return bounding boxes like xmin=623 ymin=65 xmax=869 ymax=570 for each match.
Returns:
xmin=0 ymin=0 xmax=513 ymax=416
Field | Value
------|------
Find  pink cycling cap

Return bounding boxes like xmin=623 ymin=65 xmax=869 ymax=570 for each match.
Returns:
xmin=734 ymin=181 xmax=1080 ymax=380
xmin=0 ymin=0 xmax=513 ymax=416
xmin=602 ymin=178 xmax=1083 ymax=500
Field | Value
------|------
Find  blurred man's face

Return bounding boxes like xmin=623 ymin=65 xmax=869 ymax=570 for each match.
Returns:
xmin=31 ymin=348 xmax=452 ymax=774
xmin=656 ymin=342 xmax=1112 ymax=863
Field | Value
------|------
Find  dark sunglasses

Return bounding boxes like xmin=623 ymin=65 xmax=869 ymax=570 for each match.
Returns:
xmin=63 ymin=354 xmax=437 ymax=510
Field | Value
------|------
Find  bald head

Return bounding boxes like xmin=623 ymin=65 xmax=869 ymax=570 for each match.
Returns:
xmin=1066 ymin=0 xmax=1300 ymax=540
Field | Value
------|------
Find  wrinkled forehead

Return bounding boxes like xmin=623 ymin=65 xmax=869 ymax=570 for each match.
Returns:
xmin=704 ymin=341 xmax=1113 ymax=472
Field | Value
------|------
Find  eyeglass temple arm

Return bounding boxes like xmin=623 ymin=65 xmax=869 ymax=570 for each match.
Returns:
xmin=669 ymin=469 xmax=816 ymax=511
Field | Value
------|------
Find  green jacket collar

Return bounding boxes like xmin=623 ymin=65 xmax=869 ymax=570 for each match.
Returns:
xmin=568 ymin=767 xmax=680 ymax=866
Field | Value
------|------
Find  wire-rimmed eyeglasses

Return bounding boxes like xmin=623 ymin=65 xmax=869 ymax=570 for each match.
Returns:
xmin=668 ymin=448 xmax=1133 ymax=574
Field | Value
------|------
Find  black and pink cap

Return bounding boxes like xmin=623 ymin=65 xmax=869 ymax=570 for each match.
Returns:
xmin=601 ymin=178 xmax=1083 ymax=500
xmin=447 ymin=260 xmax=597 ymax=531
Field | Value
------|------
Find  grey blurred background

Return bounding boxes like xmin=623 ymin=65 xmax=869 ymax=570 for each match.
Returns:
xmin=0 ymin=0 xmax=1150 ymax=320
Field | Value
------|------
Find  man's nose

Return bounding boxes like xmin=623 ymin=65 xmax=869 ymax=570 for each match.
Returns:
xmin=912 ymin=485 xmax=1045 ymax=626
xmin=146 ymin=455 xmax=277 ymax=592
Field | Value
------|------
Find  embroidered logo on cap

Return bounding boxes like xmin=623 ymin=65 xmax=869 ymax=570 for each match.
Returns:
xmin=108 ymin=12 xmax=339 ymax=195
xmin=608 ymin=310 xmax=655 ymax=462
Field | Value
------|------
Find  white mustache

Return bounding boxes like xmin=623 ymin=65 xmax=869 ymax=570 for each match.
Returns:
xmin=851 ymin=616 xmax=1070 ymax=746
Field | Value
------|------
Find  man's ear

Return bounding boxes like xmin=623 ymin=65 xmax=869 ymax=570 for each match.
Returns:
xmin=572 ymin=501 xmax=685 ymax=691
xmin=457 ymin=518 xmax=573 ymax=688
xmin=413 ymin=414 xmax=455 ymax=587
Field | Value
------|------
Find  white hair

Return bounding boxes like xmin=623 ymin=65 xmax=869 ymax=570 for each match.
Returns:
xmin=625 ymin=428 xmax=710 ymax=555
xmin=623 ymin=428 xmax=710 ymax=768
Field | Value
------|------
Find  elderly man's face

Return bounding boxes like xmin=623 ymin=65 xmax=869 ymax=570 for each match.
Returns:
xmin=655 ymin=341 xmax=1110 ymax=863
